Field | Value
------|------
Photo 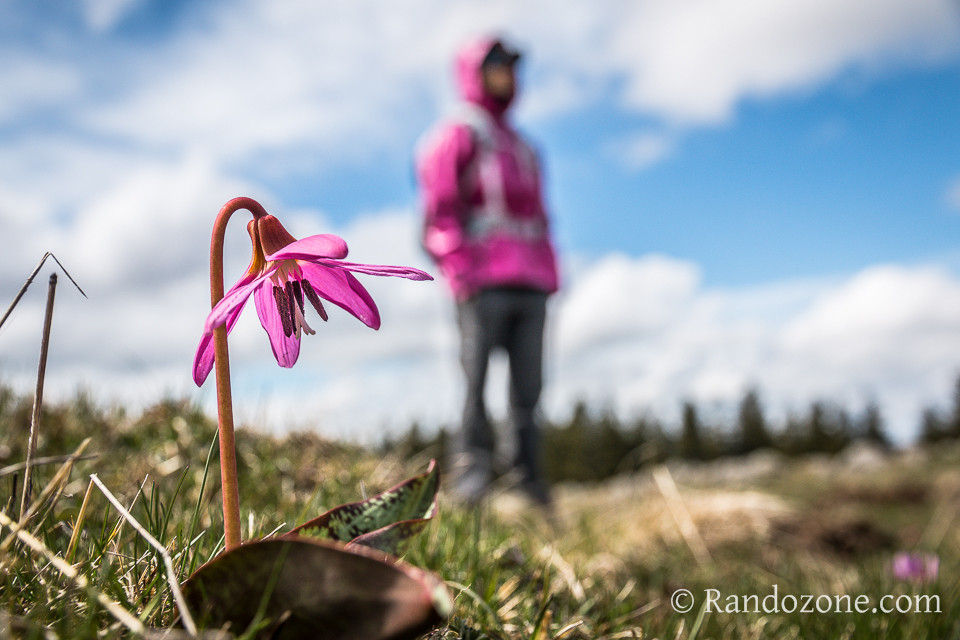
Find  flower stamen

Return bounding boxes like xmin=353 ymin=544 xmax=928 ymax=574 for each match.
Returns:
xmin=285 ymin=280 xmax=316 ymax=335
xmin=294 ymin=299 xmax=316 ymax=335
xmin=289 ymin=280 xmax=305 ymax=313
xmin=301 ymin=280 xmax=328 ymax=321
xmin=284 ymin=281 xmax=300 ymax=335
xmin=273 ymin=285 xmax=294 ymax=337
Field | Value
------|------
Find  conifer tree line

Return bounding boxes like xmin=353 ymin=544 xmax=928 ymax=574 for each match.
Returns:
xmin=383 ymin=375 xmax=960 ymax=483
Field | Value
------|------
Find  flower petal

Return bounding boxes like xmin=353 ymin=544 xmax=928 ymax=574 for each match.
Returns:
xmin=202 ymin=268 xmax=277 ymax=334
xmin=313 ymin=259 xmax=433 ymax=281
xmin=265 ymin=234 xmax=349 ymax=262
xmin=298 ymin=261 xmax=381 ymax=329
xmin=193 ymin=269 xmax=276 ymax=386
xmin=192 ymin=302 xmax=245 ymax=386
xmin=254 ymin=279 xmax=302 ymax=367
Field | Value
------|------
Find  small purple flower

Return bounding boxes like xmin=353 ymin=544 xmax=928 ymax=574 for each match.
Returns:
xmin=193 ymin=214 xmax=431 ymax=386
xmin=892 ymin=552 xmax=939 ymax=583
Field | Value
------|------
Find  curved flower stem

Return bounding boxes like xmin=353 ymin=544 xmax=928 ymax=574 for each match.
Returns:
xmin=210 ymin=196 xmax=268 ymax=551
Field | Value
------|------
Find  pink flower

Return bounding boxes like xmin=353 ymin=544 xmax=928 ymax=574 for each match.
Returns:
xmin=193 ymin=214 xmax=431 ymax=386
xmin=892 ymin=552 xmax=939 ymax=583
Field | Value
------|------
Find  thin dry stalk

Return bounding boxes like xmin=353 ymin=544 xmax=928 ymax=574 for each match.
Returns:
xmin=651 ymin=465 xmax=713 ymax=567
xmin=603 ymin=598 xmax=660 ymax=632
xmin=66 ymin=478 xmax=96 ymax=562
xmin=90 ymin=474 xmax=198 ymax=637
xmin=0 ymin=510 xmax=145 ymax=635
xmin=1 ymin=438 xmax=91 ymax=553
xmin=554 ymin=619 xmax=585 ymax=639
xmin=597 ymin=630 xmax=643 ymax=640
xmin=105 ymin=475 xmax=149 ymax=548
xmin=538 ymin=545 xmax=585 ymax=602
xmin=0 ymin=453 xmax=99 ymax=478
xmin=4 ymin=475 xmax=17 ymax=515
xmin=0 ymin=252 xmax=86 ymax=332
xmin=20 ymin=273 xmax=58 ymax=522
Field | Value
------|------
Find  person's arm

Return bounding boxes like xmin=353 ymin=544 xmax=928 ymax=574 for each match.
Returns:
xmin=416 ymin=123 xmax=476 ymax=261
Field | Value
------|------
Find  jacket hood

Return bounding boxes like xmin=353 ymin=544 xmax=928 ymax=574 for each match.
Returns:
xmin=455 ymin=36 xmax=514 ymax=117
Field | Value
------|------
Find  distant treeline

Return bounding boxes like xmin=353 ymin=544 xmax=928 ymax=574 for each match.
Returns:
xmin=382 ymin=376 xmax=960 ymax=483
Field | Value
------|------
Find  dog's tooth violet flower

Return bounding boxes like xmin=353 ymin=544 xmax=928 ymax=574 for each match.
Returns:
xmin=193 ymin=213 xmax=431 ymax=386
xmin=892 ymin=552 xmax=939 ymax=583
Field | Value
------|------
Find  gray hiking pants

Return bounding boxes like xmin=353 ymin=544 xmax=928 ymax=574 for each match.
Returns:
xmin=456 ymin=287 xmax=548 ymax=486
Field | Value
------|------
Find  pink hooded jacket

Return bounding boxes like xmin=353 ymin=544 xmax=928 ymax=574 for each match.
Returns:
xmin=416 ymin=37 xmax=560 ymax=302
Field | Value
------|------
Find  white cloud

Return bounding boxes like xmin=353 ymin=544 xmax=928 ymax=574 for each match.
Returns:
xmin=0 ymin=156 xmax=270 ymax=379
xmin=776 ymin=265 xmax=960 ymax=406
xmin=59 ymin=0 xmax=958 ymax=164
xmin=60 ymin=155 xmax=262 ymax=289
xmin=545 ymin=259 xmax=960 ymax=443
xmin=557 ymin=253 xmax=700 ymax=355
xmin=4 ymin=191 xmax=960 ymax=444
xmin=80 ymin=1 xmax=452 ymax=163
xmin=0 ymin=54 xmax=82 ymax=126
xmin=0 ymin=149 xmax=267 ymax=287
xmin=2 ymin=1 xmax=959 ymax=443
xmin=609 ymin=0 xmax=960 ymax=124
xmin=0 ymin=169 xmax=453 ymax=441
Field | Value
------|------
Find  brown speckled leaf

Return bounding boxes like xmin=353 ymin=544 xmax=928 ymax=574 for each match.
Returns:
xmin=181 ymin=537 xmax=452 ymax=640
xmin=286 ymin=460 xmax=439 ymax=554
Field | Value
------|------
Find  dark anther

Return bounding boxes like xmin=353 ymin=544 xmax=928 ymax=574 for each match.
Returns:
xmin=301 ymin=280 xmax=328 ymax=321
xmin=288 ymin=279 xmax=305 ymax=312
xmin=273 ymin=285 xmax=294 ymax=337
xmin=284 ymin=280 xmax=298 ymax=331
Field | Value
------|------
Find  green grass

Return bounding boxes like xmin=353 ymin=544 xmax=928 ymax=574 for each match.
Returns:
xmin=2 ymin=387 xmax=959 ymax=639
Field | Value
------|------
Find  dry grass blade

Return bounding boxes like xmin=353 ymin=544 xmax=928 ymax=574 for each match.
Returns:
xmin=651 ymin=466 xmax=712 ymax=566
xmin=0 ymin=453 xmax=99 ymax=478
xmin=597 ymin=630 xmax=642 ymax=640
xmin=1 ymin=438 xmax=91 ymax=552
xmin=605 ymin=598 xmax=660 ymax=631
xmin=0 ymin=252 xmax=87 ymax=331
xmin=554 ymin=620 xmax=584 ymax=639
xmin=44 ymin=253 xmax=87 ymax=298
xmin=143 ymin=629 xmax=232 ymax=640
xmin=0 ymin=253 xmax=51 ymax=331
xmin=446 ymin=580 xmax=508 ymax=636
xmin=90 ymin=474 xmax=198 ymax=637
xmin=66 ymin=478 xmax=96 ymax=562
xmin=538 ymin=545 xmax=585 ymax=602
xmin=106 ymin=475 xmax=149 ymax=548
xmin=0 ymin=509 xmax=145 ymax=635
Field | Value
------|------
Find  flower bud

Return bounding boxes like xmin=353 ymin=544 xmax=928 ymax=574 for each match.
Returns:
xmin=258 ymin=215 xmax=298 ymax=256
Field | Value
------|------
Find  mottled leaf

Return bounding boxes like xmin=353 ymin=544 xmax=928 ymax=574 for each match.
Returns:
xmin=181 ymin=537 xmax=452 ymax=640
xmin=348 ymin=520 xmax=432 ymax=554
xmin=286 ymin=460 xmax=439 ymax=553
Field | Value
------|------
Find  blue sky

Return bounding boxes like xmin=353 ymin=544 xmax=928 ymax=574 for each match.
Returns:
xmin=2 ymin=0 xmax=960 ymax=442
xmin=266 ymin=61 xmax=960 ymax=287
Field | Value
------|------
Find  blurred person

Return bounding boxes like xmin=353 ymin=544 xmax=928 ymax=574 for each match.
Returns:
xmin=415 ymin=37 xmax=560 ymax=505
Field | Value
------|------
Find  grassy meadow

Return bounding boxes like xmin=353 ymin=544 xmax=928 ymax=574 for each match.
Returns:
xmin=1 ymin=386 xmax=959 ymax=639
